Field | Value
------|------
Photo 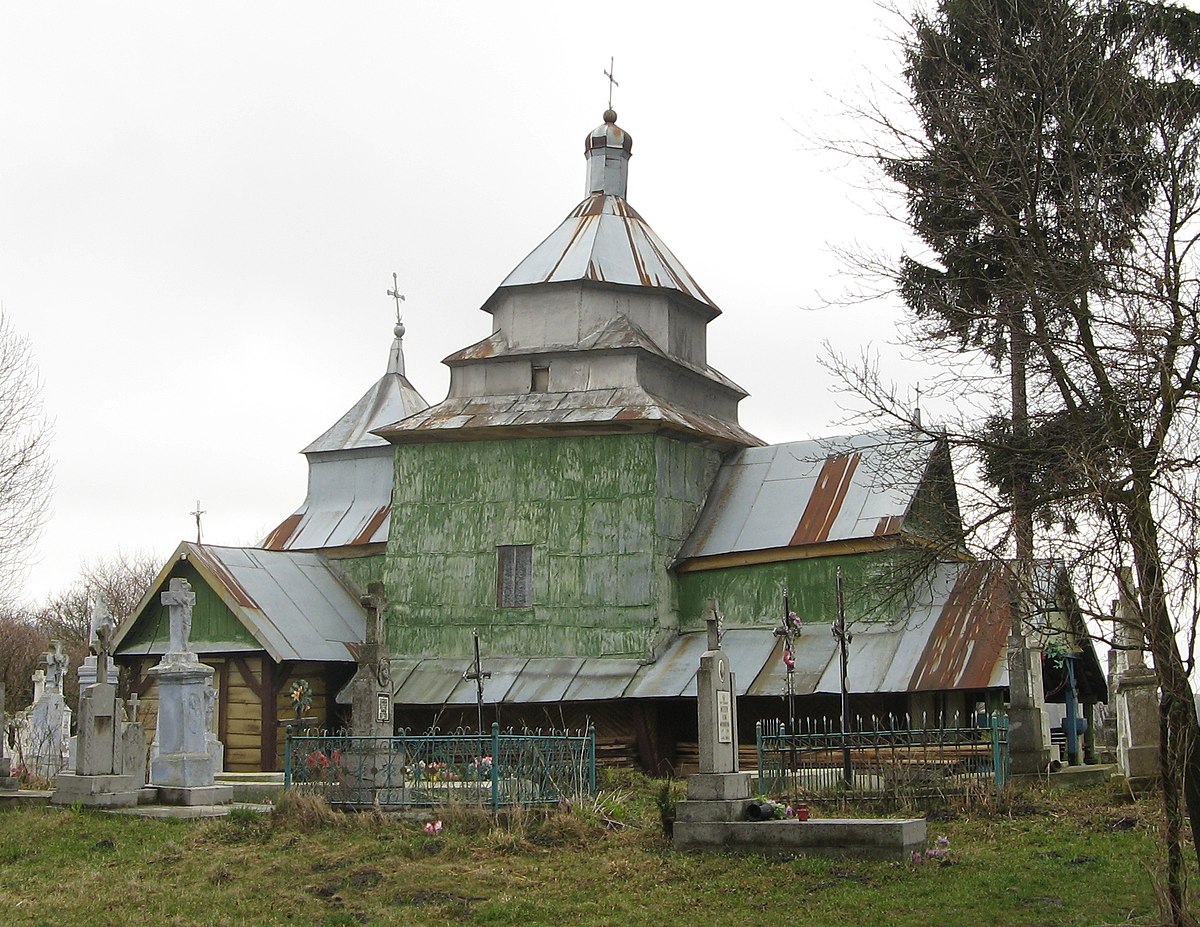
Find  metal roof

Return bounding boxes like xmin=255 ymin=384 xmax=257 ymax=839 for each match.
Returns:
xmin=303 ymin=371 xmax=428 ymax=454
xmin=678 ymin=431 xmax=937 ymax=560
xmin=374 ymin=386 xmax=762 ymax=448
xmin=261 ymin=326 xmax=428 ymax=551
xmin=262 ymin=450 xmax=394 ymax=551
xmin=347 ymin=561 xmax=1010 ymax=707
xmin=114 ymin=543 xmax=367 ymax=664
xmin=492 ymin=193 xmax=718 ymax=315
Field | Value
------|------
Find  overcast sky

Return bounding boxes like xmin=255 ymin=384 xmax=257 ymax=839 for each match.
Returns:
xmin=2 ymin=2 xmax=926 ymax=607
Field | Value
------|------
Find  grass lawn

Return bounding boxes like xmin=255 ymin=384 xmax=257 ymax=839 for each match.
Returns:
xmin=0 ymin=776 xmax=1178 ymax=927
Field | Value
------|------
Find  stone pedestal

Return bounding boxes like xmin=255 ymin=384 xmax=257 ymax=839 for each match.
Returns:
xmin=1114 ymin=666 xmax=1160 ymax=789
xmin=1007 ymin=634 xmax=1051 ymax=774
xmin=147 ymin=657 xmax=231 ymax=805
xmin=0 ymin=682 xmax=17 ymax=790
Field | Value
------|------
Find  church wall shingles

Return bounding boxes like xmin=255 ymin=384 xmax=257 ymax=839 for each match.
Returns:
xmin=382 ymin=432 xmax=720 ymax=660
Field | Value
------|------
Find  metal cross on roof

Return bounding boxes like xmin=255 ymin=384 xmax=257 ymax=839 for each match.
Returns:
xmin=190 ymin=500 xmax=205 ymax=544
xmin=604 ymin=57 xmax=618 ymax=110
xmin=387 ymin=272 xmax=405 ymax=323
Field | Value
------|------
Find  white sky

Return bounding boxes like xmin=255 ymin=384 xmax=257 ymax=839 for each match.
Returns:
xmin=2 ymin=1 xmax=922 ymax=606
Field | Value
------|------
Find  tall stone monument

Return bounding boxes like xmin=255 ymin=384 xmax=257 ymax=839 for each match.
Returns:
xmin=147 ymin=578 xmax=232 ymax=805
xmin=674 ymin=602 xmax=753 ymax=830
xmin=1007 ymin=577 xmax=1051 ymax=774
xmin=1111 ymin=570 xmax=1160 ymax=790
xmin=53 ymin=608 xmax=148 ymax=807
xmin=349 ymin=582 xmax=392 ymax=738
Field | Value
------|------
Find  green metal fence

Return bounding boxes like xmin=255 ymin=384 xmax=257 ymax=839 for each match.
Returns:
xmin=756 ymin=713 xmax=1010 ymax=796
xmin=284 ymin=722 xmax=596 ymax=810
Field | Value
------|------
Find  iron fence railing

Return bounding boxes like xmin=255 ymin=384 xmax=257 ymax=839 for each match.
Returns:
xmin=284 ymin=722 xmax=596 ymax=810
xmin=756 ymin=712 xmax=1010 ymax=796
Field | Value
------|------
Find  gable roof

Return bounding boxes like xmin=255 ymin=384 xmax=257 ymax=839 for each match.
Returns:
xmin=113 ymin=542 xmax=366 ymax=664
xmin=677 ymin=431 xmax=943 ymax=563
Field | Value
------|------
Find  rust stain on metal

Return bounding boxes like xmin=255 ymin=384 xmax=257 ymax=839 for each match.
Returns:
xmin=908 ymin=562 xmax=1010 ymax=691
xmin=874 ymin=515 xmax=903 ymax=537
xmin=262 ymin=514 xmax=302 ymax=551
xmin=790 ymin=453 xmax=861 ymax=546
xmin=190 ymin=545 xmax=259 ymax=610
xmin=546 ymin=213 xmax=598 ymax=281
xmin=350 ymin=505 xmax=391 ymax=546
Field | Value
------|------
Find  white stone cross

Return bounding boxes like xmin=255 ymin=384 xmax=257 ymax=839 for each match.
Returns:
xmin=126 ymin=691 xmax=139 ymax=724
xmin=161 ymin=577 xmax=196 ymax=654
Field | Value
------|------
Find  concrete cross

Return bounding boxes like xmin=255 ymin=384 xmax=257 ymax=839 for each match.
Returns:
xmin=126 ymin=691 xmax=139 ymax=724
xmin=704 ymin=598 xmax=724 ymax=650
xmin=161 ymin=577 xmax=196 ymax=654
xmin=45 ymin=641 xmax=68 ymax=693
xmin=604 ymin=57 xmax=619 ymax=110
xmin=360 ymin=582 xmax=388 ymax=648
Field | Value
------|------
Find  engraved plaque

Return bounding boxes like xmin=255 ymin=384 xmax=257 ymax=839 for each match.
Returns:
xmin=717 ymin=690 xmax=733 ymax=744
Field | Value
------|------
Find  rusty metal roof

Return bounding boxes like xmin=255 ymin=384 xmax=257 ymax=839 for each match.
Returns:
xmin=490 ymin=193 xmax=718 ymax=316
xmin=375 ymin=386 xmax=762 ymax=448
xmin=747 ymin=560 xmax=1010 ymax=698
xmin=113 ymin=542 xmax=367 ymax=664
xmin=678 ymin=431 xmax=937 ymax=560
xmin=262 ymin=451 xmax=394 ymax=551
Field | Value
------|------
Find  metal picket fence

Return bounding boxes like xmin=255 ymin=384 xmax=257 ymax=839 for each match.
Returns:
xmin=284 ymin=722 xmax=596 ymax=810
xmin=756 ymin=712 xmax=1010 ymax=796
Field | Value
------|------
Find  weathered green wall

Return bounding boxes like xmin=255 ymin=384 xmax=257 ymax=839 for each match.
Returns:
xmin=116 ymin=562 xmax=258 ymax=652
xmin=383 ymin=433 xmax=720 ymax=658
xmin=677 ymin=549 xmax=919 ymax=632
xmin=331 ymin=554 xmax=384 ymax=597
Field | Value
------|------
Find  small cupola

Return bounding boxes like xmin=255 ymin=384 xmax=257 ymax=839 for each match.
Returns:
xmin=585 ymin=109 xmax=632 ymax=199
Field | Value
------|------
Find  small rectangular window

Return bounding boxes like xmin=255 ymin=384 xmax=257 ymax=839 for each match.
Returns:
xmin=531 ymin=365 xmax=550 ymax=392
xmin=496 ymin=545 xmax=533 ymax=608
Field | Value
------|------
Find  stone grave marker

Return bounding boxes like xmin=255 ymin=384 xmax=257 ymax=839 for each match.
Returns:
xmin=147 ymin=578 xmax=231 ymax=805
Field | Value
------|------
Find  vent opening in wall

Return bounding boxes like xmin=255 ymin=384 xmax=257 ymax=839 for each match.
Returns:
xmin=531 ymin=365 xmax=550 ymax=392
xmin=496 ymin=544 xmax=533 ymax=608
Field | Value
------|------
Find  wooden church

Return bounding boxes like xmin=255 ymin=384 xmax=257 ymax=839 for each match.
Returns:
xmin=111 ymin=107 xmax=1104 ymax=773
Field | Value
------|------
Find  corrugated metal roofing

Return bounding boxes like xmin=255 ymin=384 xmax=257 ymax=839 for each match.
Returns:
xmin=113 ymin=543 xmax=367 ymax=664
xmin=678 ymin=431 xmax=937 ymax=560
xmin=375 ymin=386 xmax=762 ymax=448
xmin=494 ymin=194 xmax=718 ymax=314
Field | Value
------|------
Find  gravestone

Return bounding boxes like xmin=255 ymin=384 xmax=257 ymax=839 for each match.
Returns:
xmin=674 ymin=602 xmax=752 ymax=825
xmin=53 ymin=607 xmax=148 ymax=807
xmin=0 ymin=683 xmax=17 ymax=789
xmin=350 ymin=582 xmax=392 ymax=739
xmin=12 ymin=643 xmax=72 ymax=777
xmin=147 ymin=578 xmax=232 ymax=805
xmin=341 ymin=583 xmax=403 ymax=801
xmin=672 ymin=600 xmax=926 ymax=859
xmin=1111 ymin=570 xmax=1159 ymax=790
xmin=77 ymin=599 xmax=121 ymax=690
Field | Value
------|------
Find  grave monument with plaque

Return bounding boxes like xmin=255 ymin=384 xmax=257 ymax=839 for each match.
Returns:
xmin=147 ymin=578 xmax=232 ymax=805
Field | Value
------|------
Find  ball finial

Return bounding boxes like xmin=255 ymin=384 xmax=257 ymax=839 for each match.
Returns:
xmin=394 ymin=321 xmax=406 ymax=339
xmin=603 ymin=108 xmax=617 ymax=125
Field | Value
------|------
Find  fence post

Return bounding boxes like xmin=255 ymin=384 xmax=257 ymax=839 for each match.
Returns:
xmin=587 ymin=724 xmax=596 ymax=797
xmin=990 ymin=712 xmax=1005 ymax=791
xmin=490 ymin=721 xmax=501 ymax=813
xmin=756 ymin=721 xmax=763 ymax=784
xmin=283 ymin=724 xmax=293 ymax=789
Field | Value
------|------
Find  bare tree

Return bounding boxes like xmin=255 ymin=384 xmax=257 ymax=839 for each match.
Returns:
xmin=34 ymin=550 xmax=160 ymax=714
xmin=0 ymin=310 xmax=52 ymax=607
xmin=0 ymin=609 xmax=49 ymax=714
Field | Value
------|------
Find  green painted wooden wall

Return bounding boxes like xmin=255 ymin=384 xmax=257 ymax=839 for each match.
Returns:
xmin=117 ymin=561 xmax=258 ymax=652
xmin=382 ymin=433 xmax=720 ymax=658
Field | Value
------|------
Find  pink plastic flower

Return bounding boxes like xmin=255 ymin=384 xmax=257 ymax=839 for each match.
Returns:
xmin=423 ymin=820 xmax=443 ymax=835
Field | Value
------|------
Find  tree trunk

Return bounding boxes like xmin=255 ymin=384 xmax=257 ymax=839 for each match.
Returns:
xmin=1128 ymin=480 xmax=1200 ymax=877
